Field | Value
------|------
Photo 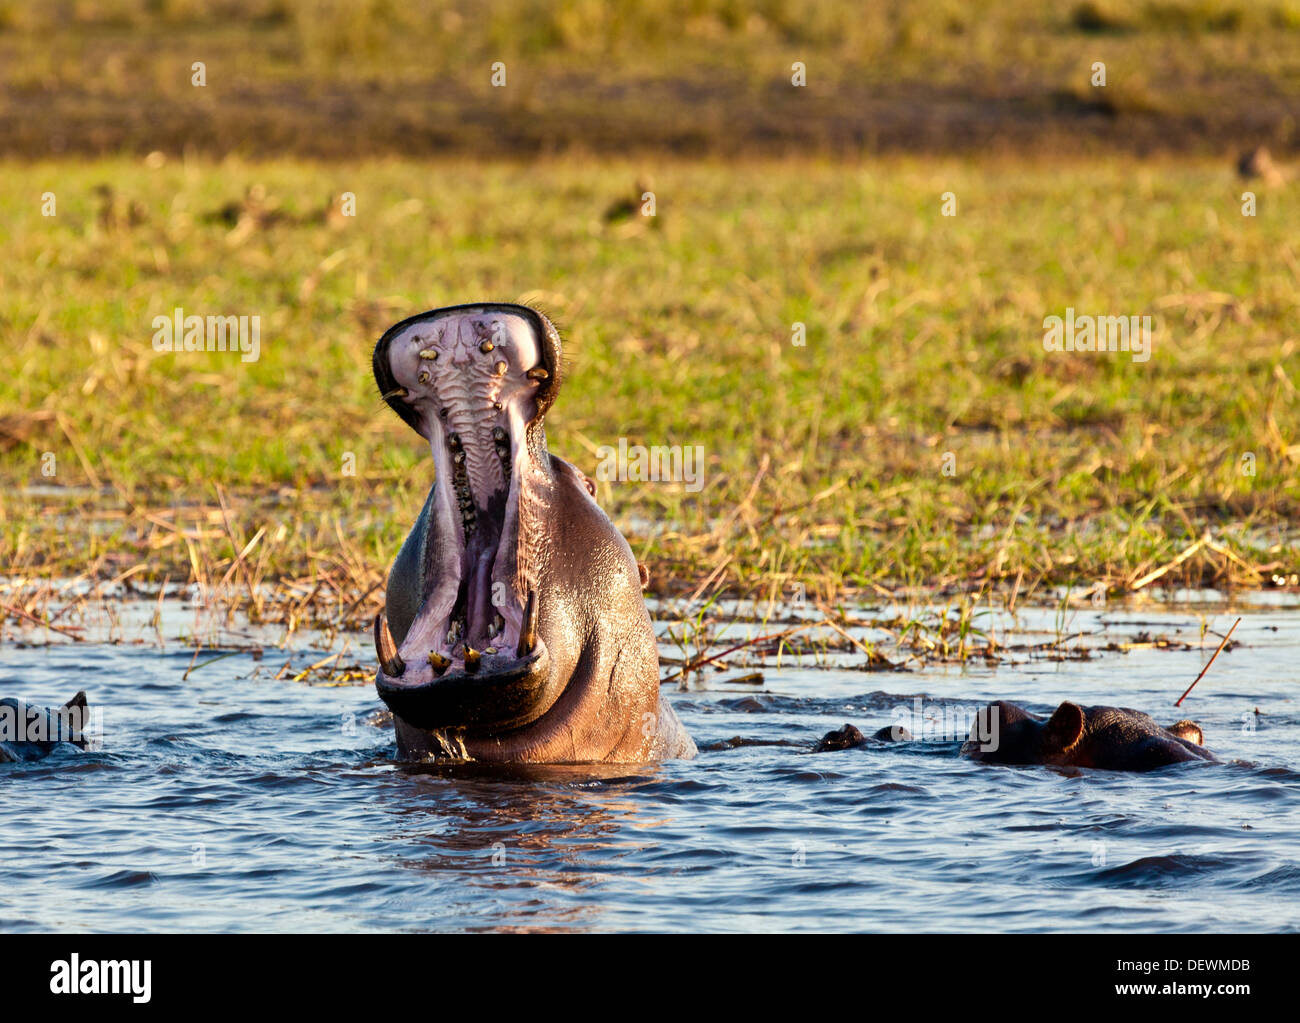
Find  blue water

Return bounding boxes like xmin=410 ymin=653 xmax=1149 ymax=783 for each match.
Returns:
xmin=1 ymin=605 xmax=1297 ymax=932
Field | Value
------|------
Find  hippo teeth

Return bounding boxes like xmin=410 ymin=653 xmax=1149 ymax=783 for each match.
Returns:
xmin=427 ymin=651 xmax=450 ymax=676
xmin=374 ymin=611 xmax=406 ymax=677
xmin=516 ymin=589 xmax=538 ymax=657
xmin=463 ymin=647 xmax=481 ymax=672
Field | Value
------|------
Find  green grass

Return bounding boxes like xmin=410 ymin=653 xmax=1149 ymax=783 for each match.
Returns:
xmin=0 ymin=154 xmax=1297 ymax=612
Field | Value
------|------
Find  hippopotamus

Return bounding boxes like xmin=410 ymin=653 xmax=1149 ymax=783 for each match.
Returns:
xmin=370 ymin=302 xmax=696 ymax=763
xmin=0 ymin=691 xmax=92 ymax=763
xmin=813 ymin=723 xmax=914 ymax=752
xmin=961 ymin=700 xmax=1216 ymax=771
xmin=812 ymin=701 xmax=1214 ymax=771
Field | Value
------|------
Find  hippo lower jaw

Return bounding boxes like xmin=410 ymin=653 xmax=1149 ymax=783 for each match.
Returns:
xmin=375 ymin=610 xmax=551 ymax=734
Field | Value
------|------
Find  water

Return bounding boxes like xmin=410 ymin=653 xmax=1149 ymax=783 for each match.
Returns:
xmin=1 ymin=602 xmax=1297 ymax=932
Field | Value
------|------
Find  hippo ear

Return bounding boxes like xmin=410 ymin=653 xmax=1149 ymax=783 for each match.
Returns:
xmin=1044 ymin=702 xmax=1085 ymax=753
xmin=1167 ymin=720 xmax=1204 ymax=746
xmin=63 ymin=691 xmax=88 ymax=711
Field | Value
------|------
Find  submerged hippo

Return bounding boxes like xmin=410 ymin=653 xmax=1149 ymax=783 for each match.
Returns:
xmin=371 ymin=302 xmax=696 ymax=763
xmin=813 ymin=723 xmax=914 ymax=752
xmin=814 ymin=701 xmax=1214 ymax=771
xmin=961 ymin=700 xmax=1215 ymax=771
xmin=0 ymin=691 xmax=92 ymax=763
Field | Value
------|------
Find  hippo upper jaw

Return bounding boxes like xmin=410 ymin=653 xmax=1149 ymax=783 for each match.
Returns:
xmin=373 ymin=302 xmax=561 ymax=444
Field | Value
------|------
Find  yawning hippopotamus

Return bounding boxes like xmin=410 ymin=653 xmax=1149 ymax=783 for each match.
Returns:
xmin=0 ymin=691 xmax=92 ymax=763
xmin=371 ymin=302 xmax=696 ymax=763
xmin=961 ymin=700 xmax=1216 ymax=771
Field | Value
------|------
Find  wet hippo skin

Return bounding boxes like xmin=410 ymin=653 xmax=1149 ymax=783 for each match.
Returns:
xmin=963 ymin=700 xmax=1216 ymax=771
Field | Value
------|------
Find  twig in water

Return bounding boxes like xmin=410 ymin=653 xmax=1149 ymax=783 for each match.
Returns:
xmin=660 ymin=620 xmax=821 ymax=684
xmin=183 ymin=648 xmax=241 ymax=681
xmin=1174 ymin=616 xmax=1241 ymax=707
xmin=0 ymin=602 xmax=85 ymax=640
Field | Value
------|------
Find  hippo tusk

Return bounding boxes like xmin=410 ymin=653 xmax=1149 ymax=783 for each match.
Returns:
xmin=516 ymin=589 xmax=537 ymax=657
xmin=374 ymin=611 xmax=405 ymax=677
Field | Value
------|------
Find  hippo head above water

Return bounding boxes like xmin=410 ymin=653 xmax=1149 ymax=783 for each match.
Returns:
xmin=0 ymin=691 xmax=93 ymax=763
xmin=962 ymin=700 xmax=1216 ymax=771
xmin=371 ymin=302 xmax=696 ymax=764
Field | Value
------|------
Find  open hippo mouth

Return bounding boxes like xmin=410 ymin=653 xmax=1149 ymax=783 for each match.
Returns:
xmin=370 ymin=303 xmax=562 ymax=734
